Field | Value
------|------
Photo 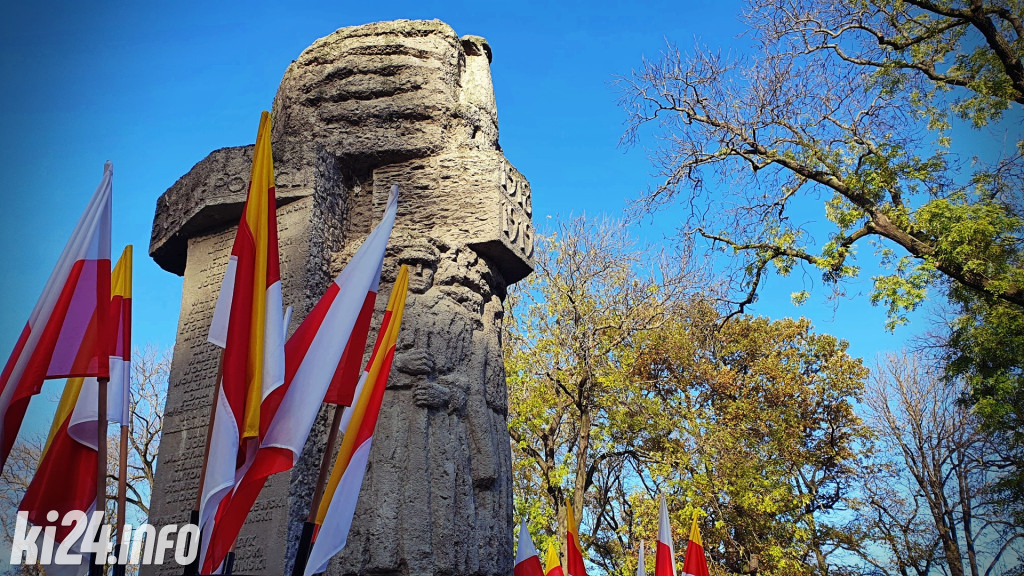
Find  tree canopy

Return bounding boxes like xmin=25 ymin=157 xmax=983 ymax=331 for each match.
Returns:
xmin=620 ymin=0 xmax=1024 ymax=516
xmin=506 ymin=218 xmax=874 ymax=575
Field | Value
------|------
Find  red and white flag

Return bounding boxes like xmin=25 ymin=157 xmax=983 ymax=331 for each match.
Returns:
xmin=680 ymin=513 xmax=709 ymax=576
xmin=0 ymin=161 xmax=113 ymax=471
xmin=19 ymin=245 xmax=132 ymax=542
xmin=655 ymin=494 xmax=675 ymax=576
xmin=203 ymin=186 xmax=398 ymax=573
xmin=513 ymin=518 xmax=546 ymax=576
xmin=303 ymin=264 xmax=408 ymax=575
xmin=198 ymin=111 xmax=285 ymax=571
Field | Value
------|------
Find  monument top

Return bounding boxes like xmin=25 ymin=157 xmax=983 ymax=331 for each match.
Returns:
xmin=151 ymin=18 xmax=532 ymax=283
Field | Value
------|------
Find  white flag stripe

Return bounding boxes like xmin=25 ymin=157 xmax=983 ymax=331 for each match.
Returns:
xmin=261 ymin=187 xmax=398 ymax=457
xmin=67 ymin=357 xmax=130 ymax=449
xmin=261 ymin=280 xmax=286 ymax=401
xmin=304 ymin=437 xmax=374 ymax=576
xmin=198 ymin=385 xmax=241 ymax=569
xmin=282 ymin=306 xmax=294 ymax=340
xmin=515 ymin=517 xmax=538 ymax=565
xmin=658 ymin=494 xmax=675 ymax=576
xmin=207 ymin=255 xmax=239 ymax=348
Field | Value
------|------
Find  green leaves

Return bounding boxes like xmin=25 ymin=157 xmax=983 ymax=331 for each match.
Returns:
xmin=507 ymin=219 xmax=872 ymax=575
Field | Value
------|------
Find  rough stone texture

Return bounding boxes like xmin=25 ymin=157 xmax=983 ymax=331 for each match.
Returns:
xmin=146 ymin=19 xmax=532 ymax=576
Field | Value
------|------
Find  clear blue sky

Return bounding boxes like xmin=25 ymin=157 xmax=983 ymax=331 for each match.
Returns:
xmin=0 ymin=1 xmax=941 ymax=440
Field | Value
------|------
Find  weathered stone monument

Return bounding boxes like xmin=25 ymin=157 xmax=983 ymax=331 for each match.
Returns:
xmin=146 ymin=19 xmax=533 ymax=576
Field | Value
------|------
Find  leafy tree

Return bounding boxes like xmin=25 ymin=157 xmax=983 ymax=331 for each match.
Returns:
xmin=506 ymin=218 xmax=874 ymax=575
xmin=628 ymin=314 xmax=872 ymax=576
xmin=620 ymin=0 xmax=1024 ymax=515
xmin=505 ymin=217 xmax=699 ymax=571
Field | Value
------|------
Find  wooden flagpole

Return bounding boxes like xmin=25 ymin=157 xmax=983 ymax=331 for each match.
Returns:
xmin=113 ymin=417 xmax=129 ymax=576
xmin=291 ymin=404 xmax=346 ymax=576
xmin=90 ymin=377 xmax=109 ymax=576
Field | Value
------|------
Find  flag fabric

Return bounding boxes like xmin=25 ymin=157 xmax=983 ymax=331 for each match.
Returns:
xmin=545 ymin=542 xmax=564 ymax=576
xmin=198 ymin=111 xmax=285 ymax=571
xmin=565 ymin=498 xmax=588 ymax=576
xmin=203 ymin=186 xmax=399 ymax=573
xmin=303 ymin=265 xmax=409 ymax=576
xmin=19 ymin=246 xmax=132 ymax=541
xmin=68 ymin=245 xmax=133 ymax=440
xmin=0 ymin=162 xmax=113 ymax=470
xmin=655 ymin=494 xmax=675 ymax=576
xmin=680 ymin=513 xmax=709 ymax=576
xmin=323 ymin=283 xmax=375 ymax=406
xmin=513 ymin=518 xmax=546 ymax=576
xmin=637 ymin=541 xmax=646 ymax=576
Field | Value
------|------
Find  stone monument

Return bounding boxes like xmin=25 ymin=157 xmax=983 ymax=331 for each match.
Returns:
xmin=146 ymin=19 xmax=533 ymax=576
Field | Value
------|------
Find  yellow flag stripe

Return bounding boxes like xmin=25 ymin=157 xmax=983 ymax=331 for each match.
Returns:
xmin=112 ymin=245 xmax=132 ymax=298
xmin=243 ymin=111 xmax=275 ymax=439
xmin=546 ymin=542 xmax=562 ymax=573
xmin=40 ymin=377 xmax=85 ymax=460
xmin=315 ymin=266 xmax=410 ymax=525
xmin=688 ymin=513 xmax=702 ymax=547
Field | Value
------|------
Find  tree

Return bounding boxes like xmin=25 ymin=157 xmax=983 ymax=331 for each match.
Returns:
xmin=620 ymin=0 xmax=1024 ymax=516
xmin=856 ymin=352 xmax=1024 ymax=576
xmin=120 ymin=346 xmax=168 ymax=520
xmin=0 ymin=437 xmax=46 ymax=576
xmin=628 ymin=314 xmax=873 ymax=576
xmin=505 ymin=216 xmax=699 ymax=572
xmin=506 ymin=217 xmax=874 ymax=575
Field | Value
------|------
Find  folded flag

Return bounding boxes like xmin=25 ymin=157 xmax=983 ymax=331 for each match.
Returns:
xmin=513 ymin=518 xmax=546 ymax=576
xmin=199 ymin=111 xmax=285 ymax=572
xmin=19 ymin=245 xmax=131 ymax=541
xmin=565 ymin=497 xmax=588 ymax=576
xmin=545 ymin=542 xmax=564 ymax=576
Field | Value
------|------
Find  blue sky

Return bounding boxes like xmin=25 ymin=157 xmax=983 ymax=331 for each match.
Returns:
xmin=0 ymin=1 xmax=986 ymax=447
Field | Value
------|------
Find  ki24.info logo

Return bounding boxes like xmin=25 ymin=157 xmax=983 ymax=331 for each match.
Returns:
xmin=10 ymin=511 xmax=199 ymax=566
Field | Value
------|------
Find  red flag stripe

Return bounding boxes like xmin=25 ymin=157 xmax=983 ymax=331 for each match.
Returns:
xmin=655 ymin=542 xmax=674 ymax=576
xmin=324 ymin=291 xmax=376 ymax=406
xmin=515 ymin=556 xmax=546 ymax=576
xmin=19 ymin=413 xmax=97 ymax=541
xmin=681 ymin=542 xmax=708 ymax=576
xmin=1 ymin=258 xmax=110 ymax=464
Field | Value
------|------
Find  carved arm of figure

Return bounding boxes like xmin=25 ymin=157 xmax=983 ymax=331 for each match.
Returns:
xmin=413 ymin=375 xmax=468 ymax=413
xmin=392 ymin=347 xmax=433 ymax=389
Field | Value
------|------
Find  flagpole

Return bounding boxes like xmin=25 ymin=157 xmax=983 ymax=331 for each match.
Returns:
xmin=113 ymin=419 xmax=128 ymax=576
xmin=91 ymin=377 xmax=109 ymax=576
xmin=223 ymin=547 xmax=236 ymax=575
xmin=291 ymin=403 xmax=346 ymax=576
xmin=186 ymin=353 xmax=226 ymax=576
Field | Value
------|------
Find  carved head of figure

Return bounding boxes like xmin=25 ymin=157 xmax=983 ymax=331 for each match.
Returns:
xmin=397 ymin=243 xmax=441 ymax=294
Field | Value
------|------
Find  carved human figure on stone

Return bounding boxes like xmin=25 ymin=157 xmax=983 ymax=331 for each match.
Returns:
xmin=339 ymin=239 xmax=483 ymax=576
xmin=462 ymin=291 xmax=513 ymax=574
